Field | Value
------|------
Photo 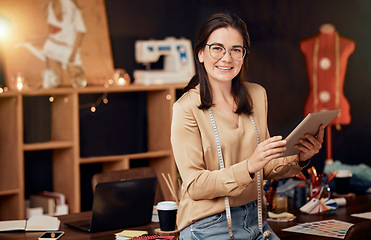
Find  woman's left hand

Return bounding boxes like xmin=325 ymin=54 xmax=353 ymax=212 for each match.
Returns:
xmin=295 ymin=125 xmax=325 ymax=161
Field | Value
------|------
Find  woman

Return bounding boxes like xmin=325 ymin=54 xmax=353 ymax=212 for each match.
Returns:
xmin=170 ymin=11 xmax=324 ymax=240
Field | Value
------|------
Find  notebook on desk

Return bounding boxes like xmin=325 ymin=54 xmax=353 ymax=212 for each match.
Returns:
xmin=64 ymin=177 xmax=157 ymax=233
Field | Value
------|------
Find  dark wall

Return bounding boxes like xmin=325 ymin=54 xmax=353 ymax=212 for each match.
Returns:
xmin=21 ymin=0 xmax=371 ymax=208
xmin=104 ymin=0 xmax=371 ymax=170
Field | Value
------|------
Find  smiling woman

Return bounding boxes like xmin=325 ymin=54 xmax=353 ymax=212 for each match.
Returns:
xmin=171 ymin=10 xmax=324 ymax=240
xmin=198 ymin=27 xmax=244 ymax=104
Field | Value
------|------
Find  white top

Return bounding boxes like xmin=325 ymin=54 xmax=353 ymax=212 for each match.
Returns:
xmin=47 ymin=0 xmax=86 ymax=46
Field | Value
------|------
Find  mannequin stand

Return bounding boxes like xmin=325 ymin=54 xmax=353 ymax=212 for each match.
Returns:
xmin=326 ymin=126 xmax=333 ymax=160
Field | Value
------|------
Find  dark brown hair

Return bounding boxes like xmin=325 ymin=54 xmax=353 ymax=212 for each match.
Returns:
xmin=183 ymin=10 xmax=253 ymax=114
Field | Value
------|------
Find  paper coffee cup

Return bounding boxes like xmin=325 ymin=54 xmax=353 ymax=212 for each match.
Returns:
xmin=335 ymin=170 xmax=352 ymax=195
xmin=156 ymin=201 xmax=178 ymax=231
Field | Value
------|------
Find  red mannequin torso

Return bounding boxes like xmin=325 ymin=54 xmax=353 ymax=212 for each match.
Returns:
xmin=300 ymin=24 xmax=355 ymax=127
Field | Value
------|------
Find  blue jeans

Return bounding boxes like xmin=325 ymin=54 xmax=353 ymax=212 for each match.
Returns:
xmin=180 ymin=201 xmax=280 ymax=240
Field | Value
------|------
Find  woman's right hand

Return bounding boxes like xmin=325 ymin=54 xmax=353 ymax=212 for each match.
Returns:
xmin=247 ymin=136 xmax=287 ymax=174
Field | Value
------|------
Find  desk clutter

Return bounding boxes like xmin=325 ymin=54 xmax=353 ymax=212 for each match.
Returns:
xmin=295 ymin=166 xmax=349 ymax=214
xmin=27 ymin=191 xmax=69 ymax=218
xmin=115 ymin=230 xmax=175 ymax=239
xmin=264 ymin=166 xmax=371 ymax=239
xmin=267 ymin=212 xmax=296 ymax=222
xmin=0 ymin=215 xmax=60 ymax=232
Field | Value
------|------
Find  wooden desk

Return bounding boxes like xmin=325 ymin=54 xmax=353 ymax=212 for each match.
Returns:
xmin=0 ymin=194 xmax=370 ymax=240
xmin=270 ymin=194 xmax=371 ymax=239
xmin=0 ymin=212 xmax=159 ymax=240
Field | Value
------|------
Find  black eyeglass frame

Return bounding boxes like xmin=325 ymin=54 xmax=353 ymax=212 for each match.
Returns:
xmin=206 ymin=43 xmax=247 ymax=61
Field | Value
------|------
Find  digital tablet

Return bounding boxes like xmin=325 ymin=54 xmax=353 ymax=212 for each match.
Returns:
xmin=282 ymin=109 xmax=340 ymax=157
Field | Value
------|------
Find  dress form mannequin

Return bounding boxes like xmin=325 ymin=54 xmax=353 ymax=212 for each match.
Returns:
xmin=300 ymin=23 xmax=355 ymax=160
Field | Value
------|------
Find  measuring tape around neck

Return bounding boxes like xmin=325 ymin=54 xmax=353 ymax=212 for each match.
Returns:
xmin=208 ymin=109 xmax=271 ymax=239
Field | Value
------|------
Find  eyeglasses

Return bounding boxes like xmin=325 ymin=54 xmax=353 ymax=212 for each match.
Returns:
xmin=206 ymin=43 xmax=247 ymax=61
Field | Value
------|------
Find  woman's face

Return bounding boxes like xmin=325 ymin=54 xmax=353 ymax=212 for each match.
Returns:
xmin=198 ymin=27 xmax=244 ymax=84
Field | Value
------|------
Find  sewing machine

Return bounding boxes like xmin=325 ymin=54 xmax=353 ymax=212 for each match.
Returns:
xmin=133 ymin=37 xmax=195 ymax=85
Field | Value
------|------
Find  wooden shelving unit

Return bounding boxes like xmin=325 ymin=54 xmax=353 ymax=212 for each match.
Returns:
xmin=0 ymin=83 xmax=184 ymax=220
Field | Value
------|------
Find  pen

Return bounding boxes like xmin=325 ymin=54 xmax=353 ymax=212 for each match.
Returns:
xmin=327 ymin=169 xmax=334 ymax=179
xmin=311 ymin=166 xmax=317 ymax=179
xmin=296 ymin=172 xmax=310 ymax=186
xmin=317 ymin=174 xmax=323 ymax=187
xmin=307 ymin=168 xmax=315 ymax=186
xmin=326 ymin=171 xmax=338 ymax=184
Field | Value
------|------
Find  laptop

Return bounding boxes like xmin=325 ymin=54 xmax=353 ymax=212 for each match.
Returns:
xmin=65 ymin=177 xmax=157 ymax=232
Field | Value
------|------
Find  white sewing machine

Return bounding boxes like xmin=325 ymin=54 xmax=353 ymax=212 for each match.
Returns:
xmin=133 ymin=37 xmax=195 ymax=85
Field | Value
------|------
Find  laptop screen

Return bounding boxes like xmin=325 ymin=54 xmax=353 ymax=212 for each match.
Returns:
xmin=90 ymin=177 xmax=157 ymax=232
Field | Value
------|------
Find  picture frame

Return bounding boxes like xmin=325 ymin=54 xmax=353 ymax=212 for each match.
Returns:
xmin=0 ymin=0 xmax=114 ymax=88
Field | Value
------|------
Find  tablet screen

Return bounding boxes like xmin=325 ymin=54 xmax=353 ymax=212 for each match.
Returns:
xmin=282 ymin=109 xmax=340 ymax=157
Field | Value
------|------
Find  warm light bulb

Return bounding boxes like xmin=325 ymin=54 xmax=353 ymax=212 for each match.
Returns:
xmin=16 ymin=82 xmax=23 ymax=90
xmin=0 ymin=88 xmax=3 ymax=93
xmin=0 ymin=15 xmax=10 ymax=39
xmin=166 ymin=94 xmax=172 ymax=100
xmin=103 ymin=98 xmax=108 ymax=104
xmin=64 ymin=97 xmax=69 ymax=103
xmin=113 ymin=69 xmax=130 ymax=86
xmin=0 ymin=23 xmax=8 ymax=38
xmin=12 ymin=73 xmax=26 ymax=91
xmin=91 ymin=106 xmax=96 ymax=112
xmin=118 ymin=77 xmax=126 ymax=86
xmin=0 ymin=27 xmax=6 ymax=38
xmin=49 ymin=96 xmax=54 ymax=102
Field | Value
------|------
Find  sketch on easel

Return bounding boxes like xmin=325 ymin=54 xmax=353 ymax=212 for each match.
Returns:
xmin=0 ymin=0 xmax=114 ymax=89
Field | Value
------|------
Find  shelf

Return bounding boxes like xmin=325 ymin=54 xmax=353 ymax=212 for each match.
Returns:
xmin=77 ymin=83 xmax=186 ymax=94
xmin=1 ymin=83 xmax=186 ymax=97
xmin=79 ymin=150 xmax=173 ymax=164
xmin=0 ymin=91 xmax=18 ymax=97
xmin=23 ymin=140 xmax=74 ymax=151
xmin=0 ymin=82 xmax=180 ymax=220
xmin=0 ymin=189 xmax=19 ymax=196
xmin=16 ymin=88 xmax=75 ymax=96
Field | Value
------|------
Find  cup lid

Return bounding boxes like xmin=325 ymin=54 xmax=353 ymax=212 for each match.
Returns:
xmin=156 ymin=201 xmax=178 ymax=210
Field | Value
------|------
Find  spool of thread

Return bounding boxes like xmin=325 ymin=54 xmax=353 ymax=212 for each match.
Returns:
xmin=334 ymin=197 xmax=347 ymax=207
xmin=294 ymin=183 xmax=307 ymax=209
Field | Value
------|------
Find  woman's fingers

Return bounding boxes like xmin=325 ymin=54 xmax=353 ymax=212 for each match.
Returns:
xmin=262 ymin=136 xmax=286 ymax=152
xmin=248 ymin=136 xmax=287 ymax=173
xmin=296 ymin=125 xmax=325 ymax=161
xmin=316 ymin=125 xmax=325 ymax=144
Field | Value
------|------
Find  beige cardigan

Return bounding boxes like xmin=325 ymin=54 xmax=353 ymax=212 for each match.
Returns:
xmin=171 ymin=82 xmax=306 ymax=231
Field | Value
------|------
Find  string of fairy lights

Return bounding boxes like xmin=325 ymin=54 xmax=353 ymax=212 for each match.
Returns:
xmin=47 ymin=92 xmax=108 ymax=113
xmin=1 ymin=85 xmax=111 ymax=113
xmin=79 ymin=92 xmax=108 ymax=113
xmin=0 ymin=69 xmax=130 ymax=113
